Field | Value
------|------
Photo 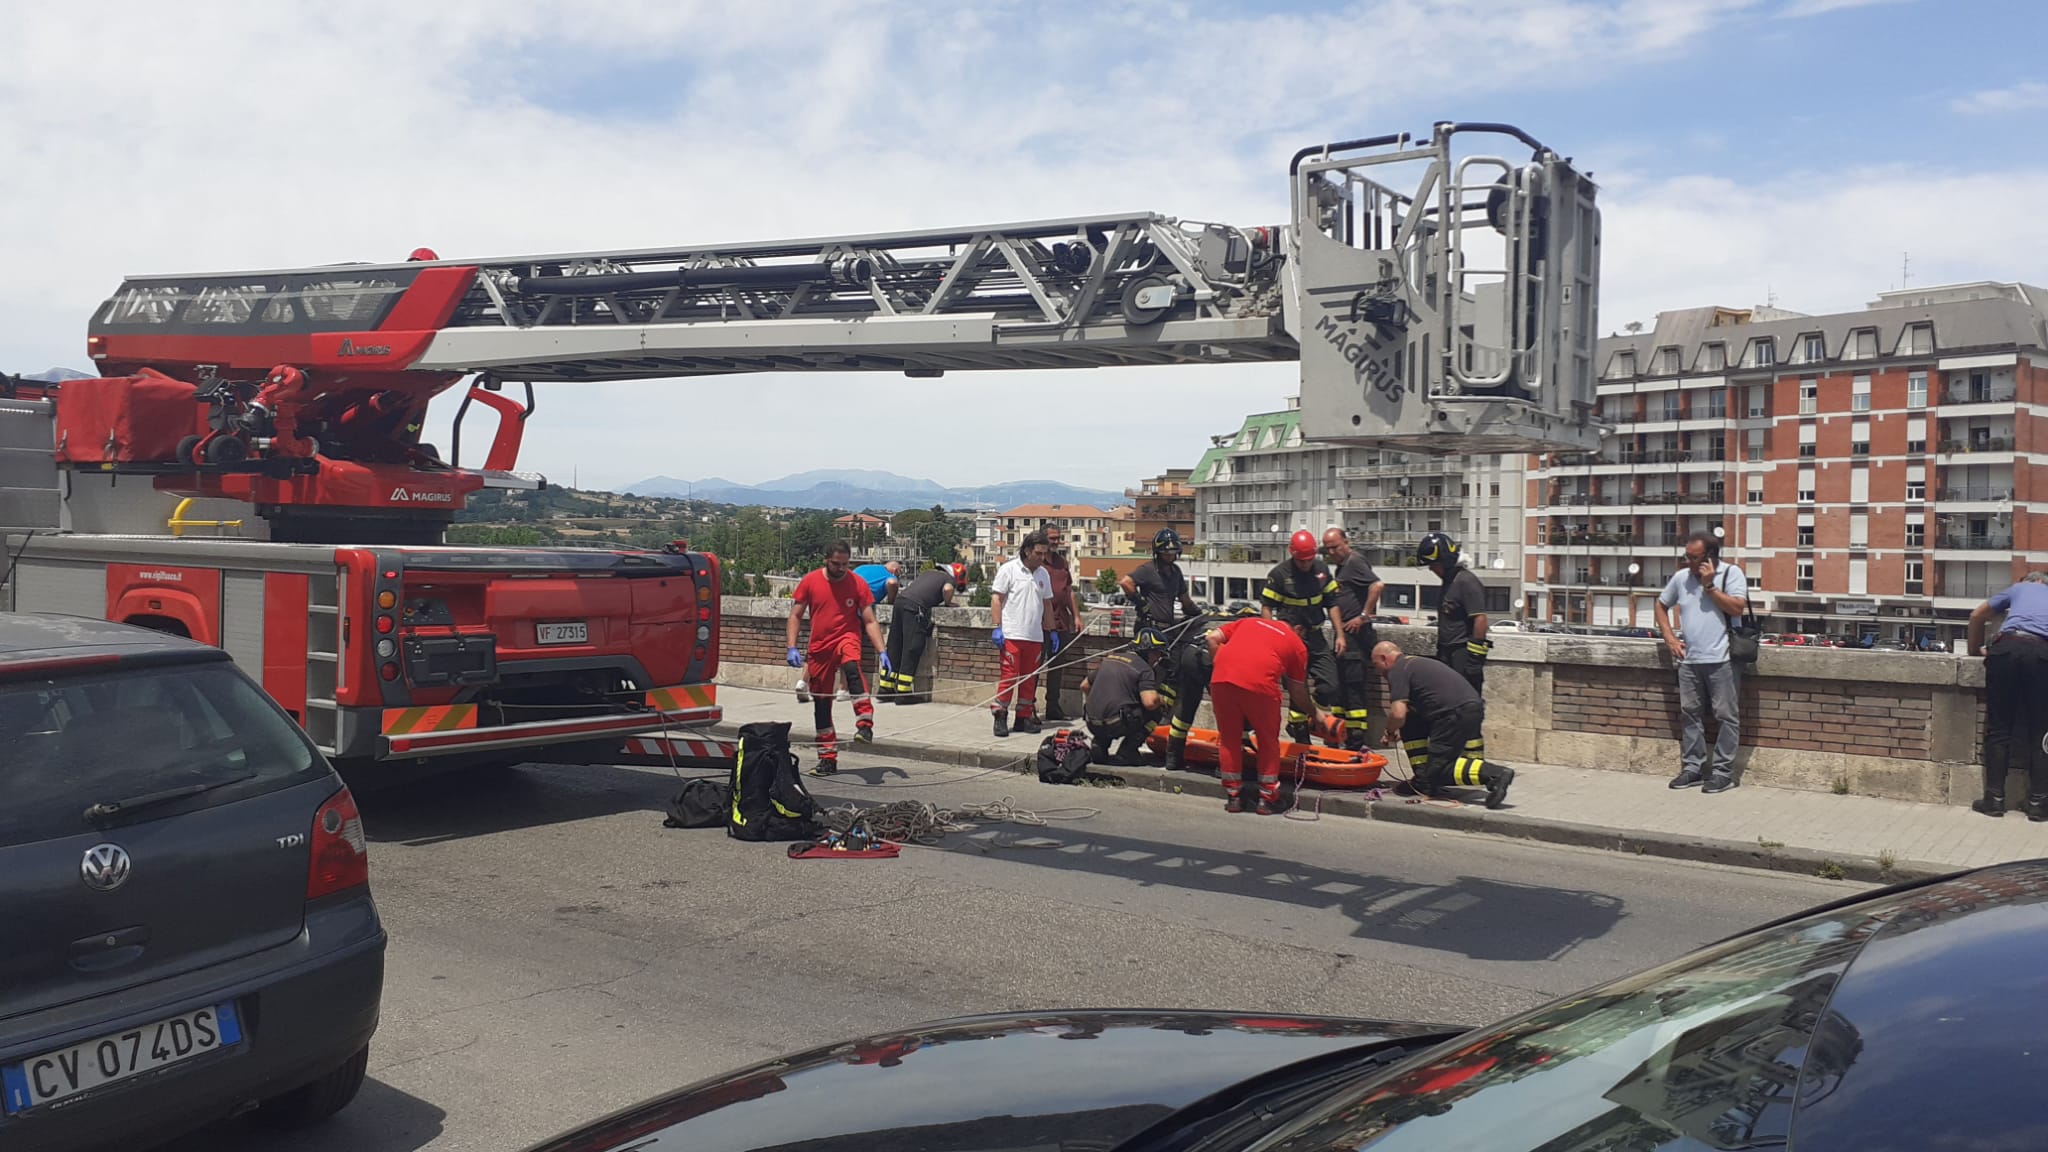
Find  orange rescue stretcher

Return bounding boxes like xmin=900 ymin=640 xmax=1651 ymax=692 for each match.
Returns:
xmin=1144 ymin=724 xmax=1388 ymax=789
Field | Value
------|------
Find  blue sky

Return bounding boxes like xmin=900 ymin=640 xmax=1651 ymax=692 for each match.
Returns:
xmin=2 ymin=0 xmax=2043 ymax=491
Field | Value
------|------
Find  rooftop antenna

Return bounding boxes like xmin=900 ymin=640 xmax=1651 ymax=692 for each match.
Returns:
xmin=1765 ymin=284 xmax=1777 ymax=310
xmin=1902 ymin=251 xmax=1912 ymax=287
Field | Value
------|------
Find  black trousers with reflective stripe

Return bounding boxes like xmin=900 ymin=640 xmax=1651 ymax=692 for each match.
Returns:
xmin=1334 ymin=626 xmax=1377 ymax=743
xmin=1089 ymin=703 xmax=1152 ymax=763
xmin=1437 ymin=642 xmax=1485 ymax=694
xmin=1160 ymin=632 xmax=1210 ymax=742
xmin=1288 ymin=630 xmax=1342 ymax=727
xmin=882 ymin=606 xmax=933 ymax=699
xmin=1402 ymin=700 xmax=1500 ymax=793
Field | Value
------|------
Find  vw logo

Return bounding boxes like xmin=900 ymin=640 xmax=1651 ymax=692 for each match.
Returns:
xmin=81 ymin=844 xmax=131 ymax=892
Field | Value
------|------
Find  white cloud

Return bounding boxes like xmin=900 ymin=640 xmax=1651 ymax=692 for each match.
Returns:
xmin=1951 ymin=80 xmax=2048 ymax=115
xmin=3 ymin=0 xmax=2018 ymax=496
xmin=1777 ymin=0 xmax=1909 ymax=17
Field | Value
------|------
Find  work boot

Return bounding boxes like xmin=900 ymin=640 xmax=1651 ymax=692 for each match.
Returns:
xmin=1344 ymin=732 xmax=1370 ymax=753
xmin=811 ymin=759 xmax=839 ymax=778
xmin=854 ymin=725 xmax=873 ymax=745
xmin=1255 ymin=796 xmax=1285 ymax=816
xmin=992 ymin=711 xmax=1009 ymax=738
xmin=1485 ymin=765 xmax=1516 ymax=810
xmin=1015 ymin=716 xmax=1043 ymax=735
xmin=2028 ymin=797 xmax=2048 ymax=824
xmin=1224 ymin=794 xmax=1244 ymax=814
xmin=1163 ymin=738 xmax=1188 ymax=772
xmin=1973 ymin=793 xmax=2007 ymax=819
xmin=1287 ymin=721 xmax=1311 ymax=745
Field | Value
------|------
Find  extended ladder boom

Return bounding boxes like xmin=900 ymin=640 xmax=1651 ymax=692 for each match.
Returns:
xmin=83 ymin=122 xmax=1602 ymax=464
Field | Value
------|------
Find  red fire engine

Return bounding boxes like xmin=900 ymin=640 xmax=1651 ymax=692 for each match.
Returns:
xmin=3 ymin=124 xmax=1603 ymax=773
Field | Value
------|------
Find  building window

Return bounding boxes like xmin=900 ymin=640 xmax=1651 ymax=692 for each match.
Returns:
xmin=1797 ymin=561 xmax=1815 ymax=592
xmin=1851 ymin=375 xmax=1871 ymax=412
xmin=1799 ymin=380 xmax=1818 ymax=415
xmin=1803 ymin=334 xmax=1826 ymax=363
xmin=1701 ymin=343 xmax=1726 ymax=371
xmin=1606 ymin=350 xmax=1637 ymax=379
xmin=1489 ymin=483 xmax=1501 ymax=497
xmin=1907 ymin=480 xmax=1925 ymax=501
xmin=1747 ymin=444 xmax=1765 ymax=463
xmin=1746 ymin=488 xmax=1763 ymax=505
xmin=1747 ymin=385 xmax=1767 ymax=418
xmin=1852 ymin=440 xmax=1869 ymax=456
xmin=1754 ymin=338 xmax=1776 ymax=367
xmin=1848 ymin=329 xmax=1877 ymax=360
xmin=1797 ymin=523 xmax=1815 ymax=547
xmin=1907 ymin=437 xmax=1926 ymax=454
xmin=1661 ymin=394 xmax=1682 ymax=420
xmin=1905 ymin=559 xmax=1924 ymax=596
xmin=1655 ymin=347 xmax=1681 ymax=375
xmin=1799 ymin=486 xmax=1815 ymax=502
xmin=1907 ymin=371 xmax=1927 ymax=409
xmin=1799 ymin=443 xmax=1817 ymax=458
xmin=1906 ymin=522 xmax=1925 ymax=548
xmin=1707 ymin=390 xmax=1727 ymax=419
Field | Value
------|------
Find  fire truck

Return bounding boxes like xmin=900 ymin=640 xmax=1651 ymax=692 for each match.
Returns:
xmin=2 ymin=122 xmax=1601 ymax=770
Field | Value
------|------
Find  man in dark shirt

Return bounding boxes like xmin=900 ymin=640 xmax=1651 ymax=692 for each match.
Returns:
xmin=1262 ymin=529 xmax=1345 ymax=743
xmin=1121 ymin=527 xmax=1209 ymax=770
xmin=1040 ymin=526 xmax=1090 ymax=722
xmin=880 ymin=562 xmax=963 ymax=704
xmin=1418 ymin=532 xmax=1491 ymax=693
xmin=1082 ymin=628 xmax=1165 ymax=765
xmin=1323 ymin=527 xmax=1384 ymax=751
xmin=1372 ymin=641 xmax=1514 ymax=809
xmin=1967 ymin=572 xmax=2048 ymax=819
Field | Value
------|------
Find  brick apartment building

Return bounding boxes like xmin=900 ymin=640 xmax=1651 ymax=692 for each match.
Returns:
xmin=1526 ymin=281 xmax=2048 ymax=647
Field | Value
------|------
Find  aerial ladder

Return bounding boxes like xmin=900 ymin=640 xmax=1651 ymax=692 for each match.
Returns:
xmin=60 ymin=120 xmax=1599 ymax=540
xmin=3 ymin=121 xmax=1598 ymax=776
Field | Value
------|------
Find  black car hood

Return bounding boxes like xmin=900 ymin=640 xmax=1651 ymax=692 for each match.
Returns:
xmin=527 ymin=1010 xmax=1454 ymax=1152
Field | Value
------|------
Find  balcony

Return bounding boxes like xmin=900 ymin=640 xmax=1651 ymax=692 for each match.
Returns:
xmin=1632 ymin=490 xmax=1724 ymax=506
xmin=1333 ymin=495 xmax=1463 ymax=511
xmin=1935 ymin=534 xmax=2013 ymax=551
xmin=1943 ymin=387 xmax=2018 ymax=406
xmin=1936 ymin=437 xmax=2014 ymax=456
xmin=1202 ymin=531 xmax=1291 ymax=545
xmin=1543 ymin=493 xmax=1625 ymax=508
xmin=1936 ymin=487 xmax=2014 ymax=504
xmin=1194 ymin=469 xmax=1290 ymax=486
xmin=1203 ymin=500 xmax=1293 ymax=514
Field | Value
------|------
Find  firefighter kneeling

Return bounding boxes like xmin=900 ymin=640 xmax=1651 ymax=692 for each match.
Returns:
xmin=1371 ymin=641 xmax=1514 ymax=809
xmin=1081 ymin=627 xmax=1167 ymax=766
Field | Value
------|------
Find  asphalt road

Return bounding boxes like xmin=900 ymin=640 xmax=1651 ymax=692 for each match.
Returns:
xmin=163 ymin=751 xmax=1858 ymax=1152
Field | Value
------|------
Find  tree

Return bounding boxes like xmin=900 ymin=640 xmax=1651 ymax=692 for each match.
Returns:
xmin=966 ymin=563 xmax=987 ymax=585
xmin=750 ymin=573 xmax=772 ymax=597
xmin=891 ymin=508 xmax=933 ymax=534
xmin=969 ymin=581 xmax=993 ymax=608
xmin=783 ymin=511 xmax=839 ymax=568
xmin=913 ymin=517 xmax=962 ymax=564
xmin=1094 ymin=567 xmax=1121 ymax=596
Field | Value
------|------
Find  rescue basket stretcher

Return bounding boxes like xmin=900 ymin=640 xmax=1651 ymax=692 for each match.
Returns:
xmin=1144 ymin=726 xmax=1388 ymax=790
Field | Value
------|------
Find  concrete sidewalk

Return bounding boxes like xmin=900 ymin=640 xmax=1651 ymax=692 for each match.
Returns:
xmin=708 ymin=683 xmax=2048 ymax=883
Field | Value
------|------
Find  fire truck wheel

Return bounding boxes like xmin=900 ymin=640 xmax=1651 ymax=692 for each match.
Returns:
xmin=204 ymin=435 xmax=250 ymax=465
xmin=174 ymin=435 xmax=202 ymax=466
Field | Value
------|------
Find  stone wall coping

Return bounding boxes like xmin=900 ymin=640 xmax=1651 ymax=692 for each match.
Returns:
xmin=722 ymin=596 xmax=1976 ymax=687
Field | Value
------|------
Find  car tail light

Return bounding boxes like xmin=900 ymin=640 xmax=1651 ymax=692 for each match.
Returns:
xmin=307 ymin=786 xmax=369 ymax=899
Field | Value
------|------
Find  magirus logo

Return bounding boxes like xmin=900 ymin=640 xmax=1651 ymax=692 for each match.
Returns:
xmin=337 ymin=338 xmax=393 ymax=357
xmin=389 ymin=488 xmax=454 ymax=503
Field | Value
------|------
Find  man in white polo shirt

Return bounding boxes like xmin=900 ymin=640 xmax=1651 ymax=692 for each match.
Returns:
xmin=1654 ymin=529 xmax=1750 ymax=794
xmin=989 ymin=530 xmax=1055 ymax=738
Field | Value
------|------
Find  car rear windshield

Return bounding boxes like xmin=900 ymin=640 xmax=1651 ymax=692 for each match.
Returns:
xmin=0 ymin=660 xmax=319 ymax=847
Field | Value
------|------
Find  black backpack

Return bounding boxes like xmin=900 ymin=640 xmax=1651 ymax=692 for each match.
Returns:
xmin=663 ymin=778 xmax=732 ymax=829
xmin=1036 ymin=729 xmax=1094 ymax=786
xmin=727 ymin=722 xmax=822 ymax=842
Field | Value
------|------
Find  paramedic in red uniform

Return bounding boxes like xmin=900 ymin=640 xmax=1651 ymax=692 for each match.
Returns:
xmin=1205 ymin=616 xmax=1329 ymax=814
xmin=786 ymin=540 xmax=890 ymax=775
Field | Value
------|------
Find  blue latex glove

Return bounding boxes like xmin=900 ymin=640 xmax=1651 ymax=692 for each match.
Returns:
xmin=879 ymin=652 xmax=892 ymax=673
xmin=991 ymin=627 xmax=1006 ymax=650
xmin=1046 ymin=631 xmax=1062 ymax=657
xmin=786 ymin=646 xmax=803 ymax=668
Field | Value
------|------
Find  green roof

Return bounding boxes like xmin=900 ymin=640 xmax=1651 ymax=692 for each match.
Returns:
xmin=1191 ymin=407 xmax=1299 ymax=483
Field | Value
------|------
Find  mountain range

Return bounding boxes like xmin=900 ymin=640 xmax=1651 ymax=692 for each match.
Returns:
xmin=624 ymin=468 xmax=1125 ymax=512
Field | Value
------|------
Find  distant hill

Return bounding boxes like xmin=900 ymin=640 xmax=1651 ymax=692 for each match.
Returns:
xmin=24 ymin=368 xmax=94 ymax=382
xmin=624 ymin=470 xmax=1122 ymax=512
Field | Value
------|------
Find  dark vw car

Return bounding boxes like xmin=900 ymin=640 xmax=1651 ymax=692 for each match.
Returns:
xmin=0 ymin=614 xmax=385 ymax=1152
xmin=531 ymin=861 xmax=2048 ymax=1152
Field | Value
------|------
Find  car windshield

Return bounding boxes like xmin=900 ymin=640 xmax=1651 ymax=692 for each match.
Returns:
xmin=0 ymin=660 xmax=319 ymax=846
xmin=1255 ymin=901 xmax=1894 ymax=1152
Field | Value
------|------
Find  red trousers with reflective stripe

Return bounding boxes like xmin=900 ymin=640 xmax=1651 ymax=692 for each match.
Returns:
xmin=994 ymin=639 xmax=1043 ymax=719
xmin=1212 ymin=682 xmax=1282 ymax=803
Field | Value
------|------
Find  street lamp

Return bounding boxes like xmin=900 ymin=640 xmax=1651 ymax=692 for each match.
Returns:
xmin=1626 ymin=561 xmax=1642 ymax=628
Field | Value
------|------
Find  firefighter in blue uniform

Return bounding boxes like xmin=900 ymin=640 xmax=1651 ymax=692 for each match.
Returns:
xmin=1119 ymin=528 xmax=1208 ymax=771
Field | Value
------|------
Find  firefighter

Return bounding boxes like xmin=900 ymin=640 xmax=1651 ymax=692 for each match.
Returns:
xmin=1119 ymin=528 xmax=1208 ymax=770
xmin=785 ymin=541 xmax=890 ymax=775
xmin=1418 ymin=532 xmax=1491 ymax=693
xmin=1262 ymin=529 xmax=1346 ymax=744
xmin=1324 ymin=526 xmax=1385 ymax=751
xmin=880 ymin=562 xmax=964 ymax=704
xmin=1207 ymin=615 xmax=1329 ymax=814
xmin=1372 ymin=641 xmax=1514 ymax=808
xmin=1967 ymin=571 xmax=2048 ymax=819
xmin=1082 ymin=626 xmax=1166 ymax=766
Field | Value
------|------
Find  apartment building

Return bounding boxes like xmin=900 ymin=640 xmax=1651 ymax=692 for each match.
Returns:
xmin=1186 ymin=397 xmax=1524 ymax=617
xmin=1525 ymin=282 xmax=2048 ymax=646
xmin=975 ymin=504 xmax=1113 ymax=559
xmin=1127 ymin=469 xmax=1195 ymax=550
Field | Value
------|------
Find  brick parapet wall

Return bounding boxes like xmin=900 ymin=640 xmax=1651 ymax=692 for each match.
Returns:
xmin=716 ymin=597 xmax=1994 ymax=806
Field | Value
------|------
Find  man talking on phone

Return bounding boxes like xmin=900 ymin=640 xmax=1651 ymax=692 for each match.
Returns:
xmin=1653 ymin=529 xmax=1750 ymax=794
